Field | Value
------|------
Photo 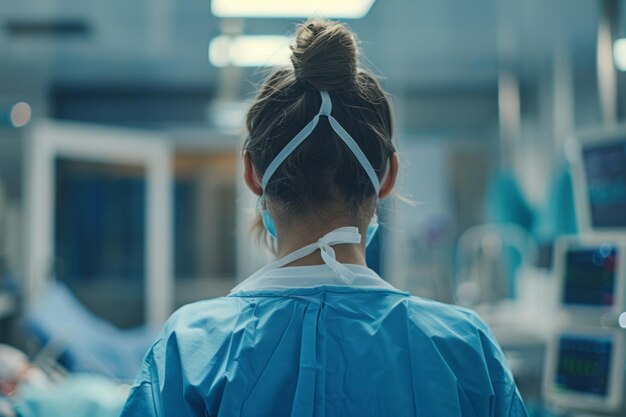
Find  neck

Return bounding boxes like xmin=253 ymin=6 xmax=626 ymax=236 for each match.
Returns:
xmin=276 ymin=218 xmax=368 ymax=267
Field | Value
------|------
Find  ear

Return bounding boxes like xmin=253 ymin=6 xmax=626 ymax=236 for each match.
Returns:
xmin=379 ymin=152 xmax=399 ymax=199
xmin=243 ymin=151 xmax=263 ymax=196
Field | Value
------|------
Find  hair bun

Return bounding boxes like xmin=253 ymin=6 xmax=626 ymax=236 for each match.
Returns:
xmin=291 ymin=19 xmax=358 ymax=91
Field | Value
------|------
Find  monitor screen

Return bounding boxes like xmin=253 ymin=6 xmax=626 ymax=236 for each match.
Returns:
xmin=562 ymin=246 xmax=617 ymax=307
xmin=555 ymin=335 xmax=613 ymax=397
xmin=582 ymin=142 xmax=626 ymax=229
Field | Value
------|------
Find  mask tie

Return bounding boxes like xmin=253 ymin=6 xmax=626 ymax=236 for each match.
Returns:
xmin=230 ymin=227 xmax=362 ymax=293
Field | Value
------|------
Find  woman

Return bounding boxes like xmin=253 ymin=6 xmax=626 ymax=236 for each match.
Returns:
xmin=121 ymin=19 xmax=527 ymax=417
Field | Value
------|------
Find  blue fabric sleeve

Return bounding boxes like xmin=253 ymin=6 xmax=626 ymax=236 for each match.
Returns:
xmin=119 ymin=343 xmax=163 ymax=417
xmin=508 ymin=394 xmax=528 ymax=417
xmin=120 ymin=381 xmax=159 ymax=417
xmin=462 ymin=310 xmax=529 ymax=417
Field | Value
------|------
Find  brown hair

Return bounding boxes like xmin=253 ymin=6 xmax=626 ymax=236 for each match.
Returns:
xmin=244 ymin=18 xmax=395 ymax=226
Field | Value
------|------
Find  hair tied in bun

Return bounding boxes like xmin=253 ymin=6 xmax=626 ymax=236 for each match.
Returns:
xmin=290 ymin=19 xmax=358 ymax=91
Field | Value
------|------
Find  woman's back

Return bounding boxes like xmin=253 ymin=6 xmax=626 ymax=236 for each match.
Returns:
xmin=121 ymin=266 xmax=526 ymax=417
xmin=121 ymin=18 xmax=527 ymax=417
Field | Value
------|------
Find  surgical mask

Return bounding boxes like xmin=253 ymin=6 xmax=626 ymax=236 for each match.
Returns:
xmin=259 ymin=203 xmax=277 ymax=240
xmin=258 ymin=90 xmax=385 ymax=247
xmin=366 ymin=215 xmax=379 ymax=247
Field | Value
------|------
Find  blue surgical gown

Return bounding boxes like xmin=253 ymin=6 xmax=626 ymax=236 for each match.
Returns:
xmin=120 ymin=283 xmax=527 ymax=416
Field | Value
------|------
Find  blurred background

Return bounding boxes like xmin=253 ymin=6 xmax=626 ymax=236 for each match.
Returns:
xmin=1 ymin=0 xmax=626 ymax=416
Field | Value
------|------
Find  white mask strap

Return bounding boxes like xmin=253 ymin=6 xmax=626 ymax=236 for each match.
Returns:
xmin=261 ymin=90 xmax=381 ymax=195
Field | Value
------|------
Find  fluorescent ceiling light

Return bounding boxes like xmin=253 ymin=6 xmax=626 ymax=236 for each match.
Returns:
xmin=211 ymin=0 xmax=376 ymax=18
xmin=209 ymin=35 xmax=292 ymax=67
xmin=614 ymin=39 xmax=626 ymax=71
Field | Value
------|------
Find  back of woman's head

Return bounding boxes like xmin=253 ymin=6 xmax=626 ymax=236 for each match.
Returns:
xmin=244 ymin=18 xmax=395 ymax=221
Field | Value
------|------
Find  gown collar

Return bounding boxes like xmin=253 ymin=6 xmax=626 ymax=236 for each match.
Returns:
xmin=231 ymin=263 xmax=396 ymax=293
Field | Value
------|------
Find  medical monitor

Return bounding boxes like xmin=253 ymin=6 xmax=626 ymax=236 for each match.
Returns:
xmin=543 ymin=329 xmax=624 ymax=412
xmin=555 ymin=236 xmax=625 ymax=312
xmin=571 ymin=127 xmax=626 ymax=232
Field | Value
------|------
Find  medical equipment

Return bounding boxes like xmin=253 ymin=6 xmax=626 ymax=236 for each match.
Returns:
xmin=553 ymin=236 xmax=626 ymax=315
xmin=542 ymin=328 xmax=625 ymax=413
xmin=548 ymin=127 xmax=626 ymax=415
xmin=542 ymin=236 xmax=626 ymax=415
xmin=570 ymin=127 xmax=626 ymax=233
